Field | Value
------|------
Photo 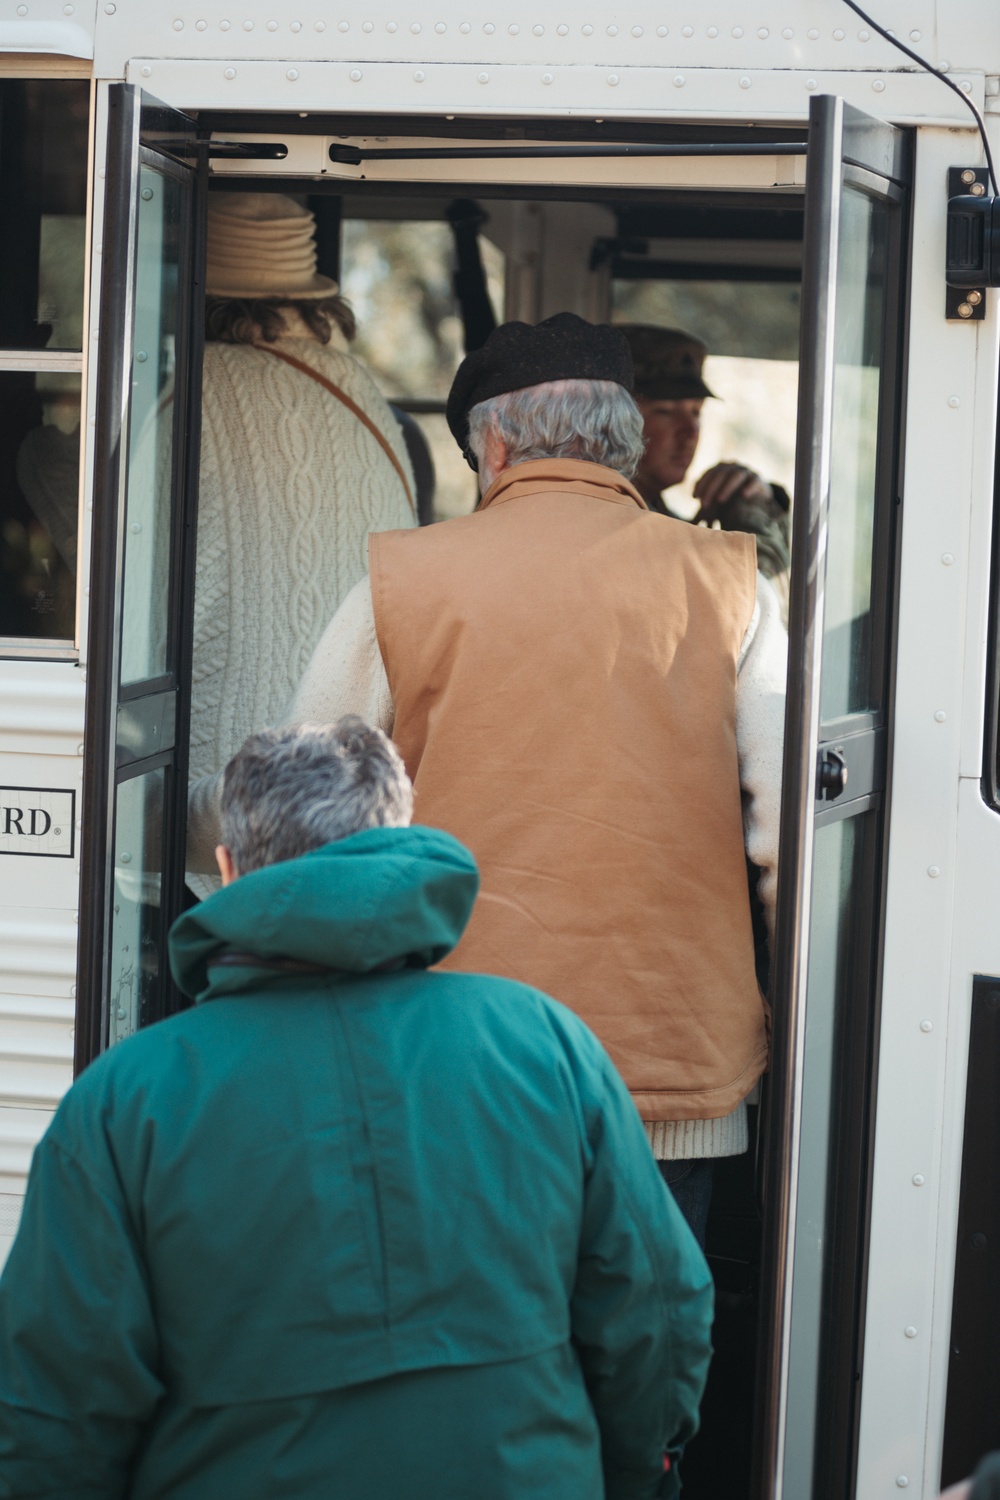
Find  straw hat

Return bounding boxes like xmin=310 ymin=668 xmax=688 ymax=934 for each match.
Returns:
xmin=205 ymin=192 xmax=339 ymax=300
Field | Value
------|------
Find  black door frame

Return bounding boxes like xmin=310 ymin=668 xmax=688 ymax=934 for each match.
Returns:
xmin=76 ymin=87 xmax=207 ymax=1071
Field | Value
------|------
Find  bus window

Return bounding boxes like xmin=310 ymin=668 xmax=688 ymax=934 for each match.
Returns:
xmin=0 ymin=79 xmax=89 ymax=648
xmin=611 ymin=274 xmax=799 ymax=521
xmin=342 ymin=211 xmax=504 ymax=519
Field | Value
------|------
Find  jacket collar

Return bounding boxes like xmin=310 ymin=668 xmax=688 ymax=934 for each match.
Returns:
xmin=477 ymin=458 xmax=649 ymax=513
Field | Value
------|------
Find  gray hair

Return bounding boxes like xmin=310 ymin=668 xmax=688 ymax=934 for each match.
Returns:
xmin=467 ymin=377 xmax=646 ymax=479
xmin=219 ymin=718 xmax=413 ymax=875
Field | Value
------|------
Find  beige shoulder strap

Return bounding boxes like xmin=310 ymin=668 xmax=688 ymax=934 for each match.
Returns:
xmin=253 ymin=343 xmax=416 ymax=517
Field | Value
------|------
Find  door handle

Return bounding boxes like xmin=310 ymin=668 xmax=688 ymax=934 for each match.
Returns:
xmin=817 ymin=747 xmax=849 ymax=802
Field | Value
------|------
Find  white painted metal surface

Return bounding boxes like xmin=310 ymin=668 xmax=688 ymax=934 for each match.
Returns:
xmin=856 ymin=121 xmax=1000 ymax=1500
xmin=0 ymin=661 xmax=84 ymax=1260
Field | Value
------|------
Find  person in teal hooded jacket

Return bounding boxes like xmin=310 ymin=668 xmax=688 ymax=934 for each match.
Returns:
xmin=0 ymin=718 xmax=713 ymax=1500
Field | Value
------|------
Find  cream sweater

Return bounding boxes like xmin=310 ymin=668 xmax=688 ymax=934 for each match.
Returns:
xmin=187 ymin=331 xmax=414 ymax=884
xmin=189 ymin=545 xmax=786 ymax=1161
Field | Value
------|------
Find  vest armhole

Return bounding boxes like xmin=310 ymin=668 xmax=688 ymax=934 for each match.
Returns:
xmin=367 ymin=532 xmax=394 ymax=688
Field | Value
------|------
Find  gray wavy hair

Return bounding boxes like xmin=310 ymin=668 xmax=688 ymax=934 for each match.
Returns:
xmin=220 ymin=718 xmax=413 ymax=875
xmin=467 ymin=377 xmax=646 ymax=480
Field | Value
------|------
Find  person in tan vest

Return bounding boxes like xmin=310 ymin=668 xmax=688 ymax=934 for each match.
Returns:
xmin=191 ymin=313 xmax=786 ymax=1245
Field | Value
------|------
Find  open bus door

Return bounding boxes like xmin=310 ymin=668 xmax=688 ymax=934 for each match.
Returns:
xmin=75 ymin=86 xmax=207 ymax=1070
xmin=753 ymin=96 xmax=909 ymax=1500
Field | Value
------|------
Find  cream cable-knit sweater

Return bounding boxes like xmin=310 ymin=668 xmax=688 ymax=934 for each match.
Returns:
xmin=186 ymin=330 xmax=414 ymax=887
xmin=189 ymin=555 xmax=786 ymax=1161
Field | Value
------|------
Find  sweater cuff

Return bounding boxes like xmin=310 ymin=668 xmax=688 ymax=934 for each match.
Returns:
xmin=644 ymin=1103 xmax=748 ymax=1161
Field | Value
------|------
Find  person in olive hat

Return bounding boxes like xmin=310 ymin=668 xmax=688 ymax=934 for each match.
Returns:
xmin=619 ymin=325 xmax=791 ymax=600
xmin=188 ymin=311 xmax=787 ymax=1248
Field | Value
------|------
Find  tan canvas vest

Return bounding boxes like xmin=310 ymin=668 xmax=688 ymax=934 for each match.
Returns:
xmin=370 ymin=458 xmax=768 ymax=1121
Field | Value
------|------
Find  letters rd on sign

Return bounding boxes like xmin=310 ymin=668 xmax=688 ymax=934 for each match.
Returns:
xmin=0 ymin=787 xmax=76 ymax=858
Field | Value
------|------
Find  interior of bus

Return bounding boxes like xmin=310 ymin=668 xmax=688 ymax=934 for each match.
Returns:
xmin=0 ymin=84 xmax=906 ymax=1499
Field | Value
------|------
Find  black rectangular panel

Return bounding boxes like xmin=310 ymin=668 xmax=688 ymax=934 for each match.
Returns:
xmin=941 ymin=976 xmax=1000 ymax=1487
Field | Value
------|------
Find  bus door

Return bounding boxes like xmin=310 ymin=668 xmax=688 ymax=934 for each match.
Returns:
xmin=756 ymin=97 xmax=909 ymax=1500
xmin=75 ymin=87 xmax=207 ymax=1069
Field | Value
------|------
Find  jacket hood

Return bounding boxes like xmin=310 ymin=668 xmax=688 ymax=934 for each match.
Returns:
xmin=169 ymin=825 xmax=479 ymax=1002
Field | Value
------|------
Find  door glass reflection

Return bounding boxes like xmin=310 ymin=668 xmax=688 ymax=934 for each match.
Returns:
xmin=783 ymin=811 xmax=868 ymax=1495
xmin=820 ymin=186 xmax=888 ymax=723
xmin=108 ymin=768 xmax=164 ymax=1045
xmin=120 ymin=164 xmax=183 ymax=686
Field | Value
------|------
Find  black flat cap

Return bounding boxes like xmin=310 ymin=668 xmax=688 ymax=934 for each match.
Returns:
xmin=446 ymin=312 xmax=634 ymax=465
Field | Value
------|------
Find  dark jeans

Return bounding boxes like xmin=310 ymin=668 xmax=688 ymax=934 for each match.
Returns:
xmin=658 ymin=1158 xmax=714 ymax=1249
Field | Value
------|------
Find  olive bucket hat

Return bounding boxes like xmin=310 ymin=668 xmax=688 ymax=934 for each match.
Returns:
xmin=617 ymin=324 xmax=717 ymax=402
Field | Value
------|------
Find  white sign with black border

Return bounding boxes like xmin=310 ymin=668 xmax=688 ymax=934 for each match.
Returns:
xmin=0 ymin=787 xmax=76 ymax=858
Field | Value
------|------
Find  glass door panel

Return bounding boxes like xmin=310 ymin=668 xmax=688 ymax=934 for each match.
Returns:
xmin=108 ymin=766 xmax=166 ymax=1045
xmin=758 ymin=96 xmax=907 ymax=1500
xmin=77 ymin=87 xmax=204 ymax=1067
xmin=120 ymin=162 xmax=183 ymax=688
xmin=821 ymin=187 xmax=889 ymax=724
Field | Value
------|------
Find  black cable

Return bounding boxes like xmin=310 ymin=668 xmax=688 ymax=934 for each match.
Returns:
xmin=840 ymin=0 xmax=998 ymax=195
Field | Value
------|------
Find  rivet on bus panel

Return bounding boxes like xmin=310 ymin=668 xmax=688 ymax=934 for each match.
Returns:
xmin=904 ymin=1325 xmax=918 ymax=1338
xmin=928 ymin=866 xmax=941 ymax=878
xmin=782 ymin=27 xmax=793 ymax=38
xmin=757 ymin=27 xmax=769 ymax=38
xmin=707 ymin=26 xmax=718 ymax=36
xmin=413 ymin=69 xmax=426 ymax=81
xmin=339 ymin=20 xmax=349 ymax=30
xmin=934 ymin=710 xmax=947 ymax=722
xmin=287 ymin=68 xmax=299 ymax=79
xmin=608 ymin=75 xmax=620 ymax=87
xmin=557 ymin=24 xmax=569 ymax=34
xmin=141 ymin=65 xmax=152 ymax=76
xmin=833 ymin=28 xmax=845 ymax=40
xmin=542 ymin=73 xmax=553 ymax=84
xmin=920 ymin=1020 xmax=934 ymax=1032
xmin=173 ymin=18 xmax=184 ymax=29
xmin=958 ymin=303 xmax=974 ymax=317
xmin=656 ymin=25 xmax=668 ymax=35
xmin=896 ymin=1479 xmax=910 ymax=1490
xmin=912 ymin=1174 xmax=926 ymax=1185
xmin=363 ymin=20 xmax=373 ymax=30
xmin=910 ymin=29 xmax=922 ymax=40
xmin=196 ymin=17 xmax=207 ymax=26
xmin=225 ymin=68 xmax=237 ymax=79
xmin=15 ymin=4 xmax=26 ymax=13
xmin=739 ymin=76 xmax=752 ymax=89
xmin=732 ymin=27 xmax=744 ymax=38
xmin=948 ymin=395 xmax=960 ymax=407
xmin=808 ymin=27 xmax=819 ymax=38
xmin=806 ymin=78 xmax=818 ymax=90
xmin=478 ymin=71 xmax=489 ymax=83
xmin=63 ymin=3 xmax=74 ymax=13
xmin=105 ymin=2 xmax=116 ymax=12
xmin=673 ymin=74 xmax=685 ymax=87
xmin=681 ymin=26 xmax=693 ymax=37
xmin=942 ymin=553 xmax=955 ymax=565
xmin=350 ymin=70 xmax=362 ymax=81
xmin=858 ymin=29 xmax=870 ymax=40
xmin=436 ymin=22 xmax=447 ymax=32
xmin=872 ymin=79 xmax=885 ymax=92
xmin=267 ymin=19 xmax=278 ymax=29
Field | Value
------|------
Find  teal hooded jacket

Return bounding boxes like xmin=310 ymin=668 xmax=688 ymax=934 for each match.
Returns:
xmin=0 ymin=826 xmax=712 ymax=1500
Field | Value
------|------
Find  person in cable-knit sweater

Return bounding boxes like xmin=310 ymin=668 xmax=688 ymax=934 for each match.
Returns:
xmin=186 ymin=193 xmax=416 ymax=887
